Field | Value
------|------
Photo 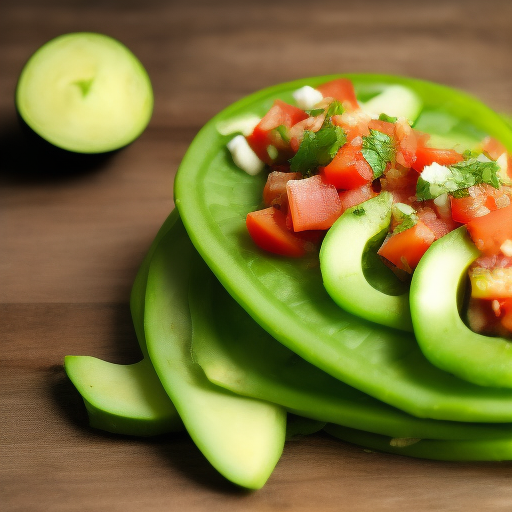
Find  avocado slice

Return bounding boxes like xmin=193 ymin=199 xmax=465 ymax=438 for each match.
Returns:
xmin=320 ymin=192 xmax=413 ymax=331
xmin=16 ymin=32 xmax=153 ymax=153
xmin=325 ymin=424 xmax=512 ymax=461
xmin=144 ymin=217 xmax=286 ymax=490
xmin=64 ymin=356 xmax=182 ymax=436
xmin=410 ymin=227 xmax=512 ymax=388
xmin=64 ymin=211 xmax=183 ymax=436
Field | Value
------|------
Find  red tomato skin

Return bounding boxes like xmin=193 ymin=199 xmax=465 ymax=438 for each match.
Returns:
xmin=246 ymin=207 xmax=308 ymax=258
xmin=322 ymin=142 xmax=373 ymax=190
xmin=368 ymin=119 xmax=395 ymax=137
xmin=338 ymin=184 xmax=377 ymax=213
xmin=411 ymin=145 xmax=464 ymax=172
xmin=263 ymin=171 xmax=302 ymax=209
xmin=316 ymin=78 xmax=359 ymax=111
xmin=287 ymin=175 xmax=342 ymax=231
xmin=466 ymin=204 xmax=512 ymax=256
xmin=246 ymin=100 xmax=308 ymax=165
xmin=377 ymin=221 xmax=436 ymax=272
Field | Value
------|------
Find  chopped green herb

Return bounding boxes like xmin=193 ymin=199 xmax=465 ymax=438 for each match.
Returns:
xmin=391 ymin=203 xmax=418 ymax=234
xmin=416 ymin=158 xmax=501 ymax=200
xmin=275 ymin=125 xmax=290 ymax=143
xmin=289 ymin=121 xmax=346 ymax=176
xmin=306 ymin=108 xmax=326 ymax=117
xmin=352 ymin=206 xmax=366 ymax=216
xmin=378 ymin=113 xmax=398 ymax=123
xmin=323 ymin=100 xmax=345 ymax=119
xmin=361 ymin=129 xmax=396 ymax=179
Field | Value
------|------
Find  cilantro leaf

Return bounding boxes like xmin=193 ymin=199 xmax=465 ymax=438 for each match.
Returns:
xmin=378 ymin=113 xmax=398 ymax=123
xmin=416 ymin=158 xmax=501 ymax=200
xmin=289 ymin=122 xmax=347 ymax=176
xmin=361 ymin=129 xmax=396 ymax=179
xmin=275 ymin=125 xmax=290 ymax=143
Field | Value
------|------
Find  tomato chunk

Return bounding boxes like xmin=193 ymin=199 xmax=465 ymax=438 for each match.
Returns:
xmin=451 ymin=184 xmax=511 ymax=224
xmin=263 ymin=171 xmax=302 ymax=209
xmin=246 ymin=100 xmax=308 ymax=165
xmin=338 ymin=184 xmax=378 ymax=213
xmin=466 ymin=204 xmax=512 ymax=256
xmin=287 ymin=175 xmax=342 ymax=231
xmin=378 ymin=221 xmax=436 ymax=272
xmin=321 ymin=141 xmax=373 ymax=190
xmin=246 ymin=207 xmax=309 ymax=257
xmin=411 ymin=144 xmax=463 ymax=172
xmin=316 ymin=78 xmax=359 ymax=111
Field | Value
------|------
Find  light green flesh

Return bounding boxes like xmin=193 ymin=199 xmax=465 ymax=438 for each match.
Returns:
xmin=64 ymin=356 xmax=182 ymax=436
xmin=189 ymin=258 xmax=512 ymax=440
xmin=144 ymin=217 xmax=286 ymax=490
xmin=16 ymin=32 xmax=153 ymax=153
xmin=325 ymin=424 xmax=512 ymax=461
xmin=320 ymin=192 xmax=412 ymax=332
xmin=65 ymin=212 xmax=182 ymax=437
xmin=411 ymin=227 xmax=512 ymax=388
xmin=359 ymin=85 xmax=422 ymax=121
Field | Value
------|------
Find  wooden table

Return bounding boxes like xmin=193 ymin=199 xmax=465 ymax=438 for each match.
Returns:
xmin=2 ymin=1 xmax=512 ymax=510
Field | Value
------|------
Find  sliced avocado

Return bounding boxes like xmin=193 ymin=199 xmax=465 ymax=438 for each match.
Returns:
xmin=65 ymin=211 xmax=182 ymax=436
xmin=320 ymin=192 xmax=413 ymax=331
xmin=144 ymin=217 xmax=286 ymax=490
xmin=360 ymin=85 xmax=422 ymax=122
xmin=325 ymin=424 xmax=512 ymax=461
xmin=16 ymin=32 xmax=153 ymax=153
xmin=64 ymin=356 xmax=182 ymax=436
xmin=410 ymin=227 xmax=512 ymax=388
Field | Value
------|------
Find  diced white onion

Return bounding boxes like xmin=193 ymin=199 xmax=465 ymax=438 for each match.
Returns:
xmin=292 ymin=86 xmax=323 ymax=110
xmin=227 ymin=135 xmax=265 ymax=176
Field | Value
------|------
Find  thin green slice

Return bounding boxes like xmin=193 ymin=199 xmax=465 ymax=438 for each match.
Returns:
xmin=325 ymin=424 xmax=512 ymax=461
xmin=189 ymin=259 xmax=512 ymax=439
xmin=64 ymin=212 xmax=181 ymax=436
xmin=64 ymin=356 xmax=182 ymax=436
xmin=320 ymin=192 xmax=412 ymax=331
xmin=411 ymin=227 xmax=512 ymax=388
xmin=144 ymin=217 xmax=286 ymax=489
xmin=174 ymin=74 xmax=512 ymax=422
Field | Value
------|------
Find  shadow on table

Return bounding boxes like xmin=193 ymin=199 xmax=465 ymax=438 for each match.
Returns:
xmin=0 ymin=118 xmax=115 ymax=184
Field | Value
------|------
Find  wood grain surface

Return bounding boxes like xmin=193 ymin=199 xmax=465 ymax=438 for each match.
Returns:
xmin=1 ymin=1 xmax=512 ymax=510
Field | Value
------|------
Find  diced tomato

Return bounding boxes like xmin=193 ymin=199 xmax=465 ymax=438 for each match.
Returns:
xmin=411 ymin=143 xmax=464 ymax=172
xmin=338 ymin=183 xmax=378 ymax=213
xmin=246 ymin=100 xmax=308 ymax=165
xmin=377 ymin=221 xmax=436 ymax=272
xmin=316 ymin=78 xmax=359 ymax=111
xmin=380 ymin=166 xmax=418 ymax=204
xmin=450 ymin=184 xmax=511 ymax=224
xmin=331 ymin=111 xmax=371 ymax=141
xmin=368 ymin=119 xmax=395 ymax=137
xmin=246 ymin=207 xmax=311 ymax=257
xmin=288 ymin=115 xmax=325 ymax=153
xmin=481 ymin=136 xmax=508 ymax=160
xmin=263 ymin=171 xmax=302 ymax=210
xmin=466 ymin=204 xmax=512 ymax=256
xmin=394 ymin=118 xmax=417 ymax=168
xmin=287 ymin=174 xmax=342 ymax=231
xmin=416 ymin=203 xmax=455 ymax=240
xmin=321 ymin=141 xmax=373 ymax=190
xmin=469 ymin=266 xmax=512 ymax=299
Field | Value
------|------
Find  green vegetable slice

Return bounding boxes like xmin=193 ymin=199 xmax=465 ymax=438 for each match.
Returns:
xmin=320 ymin=192 xmax=412 ymax=331
xmin=144 ymin=216 xmax=286 ymax=490
xmin=410 ymin=227 xmax=512 ymax=388
xmin=64 ymin=356 xmax=182 ymax=436
xmin=174 ymin=74 xmax=512 ymax=422
xmin=189 ymin=258 xmax=512 ymax=438
xmin=325 ymin=424 xmax=512 ymax=461
xmin=65 ymin=212 xmax=182 ymax=436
